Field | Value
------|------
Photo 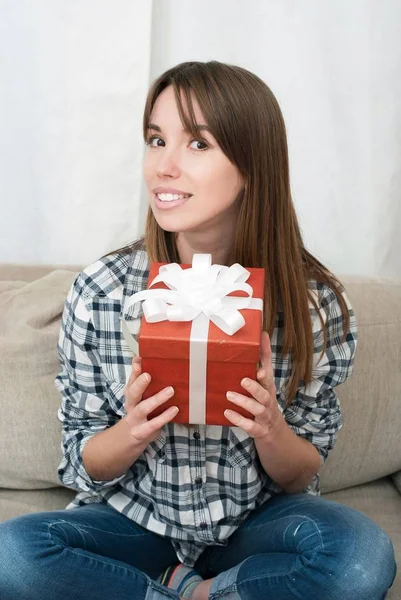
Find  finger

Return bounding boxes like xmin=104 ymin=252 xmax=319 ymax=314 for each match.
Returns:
xmin=224 ymin=409 xmax=265 ymax=437
xmin=258 ymin=332 xmax=276 ymax=394
xmin=124 ymin=372 xmax=151 ymax=411
xmin=134 ymin=386 xmax=175 ymax=420
xmin=256 ymin=368 xmax=276 ymax=397
xmin=125 ymin=356 xmax=142 ymax=389
xmin=135 ymin=406 xmax=179 ymax=441
xmin=226 ymin=391 xmax=267 ymax=417
xmin=132 ymin=355 xmax=142 ymax=374
xmin=240 ymin=377 xmax=271 ymax=406
xmin=259 ymin=331 xmax=273 ymax=372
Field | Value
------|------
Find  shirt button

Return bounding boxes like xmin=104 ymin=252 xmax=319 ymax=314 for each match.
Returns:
xmin=200 ymin=522 xmax=208 ymax=529
xmin=193 ymin=431 xmax=201 ymax=440
xmin=194 ymin=477 xmax=202 ymax=485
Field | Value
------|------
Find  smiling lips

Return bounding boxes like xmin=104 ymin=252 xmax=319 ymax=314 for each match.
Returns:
xmin=152 ymin=187 xmax=193 ymax=207
xmin=153 ymin=193 xmax=193 ymax=210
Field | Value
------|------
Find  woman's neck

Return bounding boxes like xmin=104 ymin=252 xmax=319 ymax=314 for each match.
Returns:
xmin=176 ymin=229 xmax=233 ymax=266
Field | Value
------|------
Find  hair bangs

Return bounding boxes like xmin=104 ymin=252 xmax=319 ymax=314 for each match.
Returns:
xmin=142 ymin=65 xmax=215 ymax=143
xmin=172 ymin=81 xmax=207 ymax=141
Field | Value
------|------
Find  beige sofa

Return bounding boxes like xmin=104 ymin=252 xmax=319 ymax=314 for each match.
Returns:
xmin=0 ymin=263 xmax=400 ymax=597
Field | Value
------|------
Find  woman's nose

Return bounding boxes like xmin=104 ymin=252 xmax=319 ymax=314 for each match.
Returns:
xmin=155 ymin=149 xmax=181 ymax=178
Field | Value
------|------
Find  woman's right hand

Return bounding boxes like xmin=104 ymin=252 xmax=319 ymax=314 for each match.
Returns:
xmin=123 ymin=356 xmax=179 ymax=451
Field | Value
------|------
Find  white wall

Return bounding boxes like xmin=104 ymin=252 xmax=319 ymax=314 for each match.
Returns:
xmin=0 ymin=0 xmax=152 ymax=265
xmin=150 ymin=0 xmax=401 ymax=277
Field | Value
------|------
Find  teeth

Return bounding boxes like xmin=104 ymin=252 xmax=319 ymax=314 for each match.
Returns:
xmin=156 ymin=193 xmax=190 ymax=202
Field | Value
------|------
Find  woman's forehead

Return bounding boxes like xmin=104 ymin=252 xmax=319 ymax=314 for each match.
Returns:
xmin=149 ymin=86 xmax=206 ymax=129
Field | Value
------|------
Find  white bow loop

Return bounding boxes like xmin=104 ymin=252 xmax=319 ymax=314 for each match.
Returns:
xmin=125 ymin=254 xmax=257 ymax=335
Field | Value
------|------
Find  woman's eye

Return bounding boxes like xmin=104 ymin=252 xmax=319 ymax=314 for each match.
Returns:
xmin=146 ymin=136 xmax=208 ymax=150
xmin=147 ymin=136 xmax=165 ymax=147
xmin=189 ymin=139 xmax=208 ymax=151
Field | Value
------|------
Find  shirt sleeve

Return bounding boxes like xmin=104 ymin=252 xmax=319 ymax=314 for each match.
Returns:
xmin=55 ymin=273 xmax=127 ymax=493
xmin=282 ymin=282 xmax=358 ymax=465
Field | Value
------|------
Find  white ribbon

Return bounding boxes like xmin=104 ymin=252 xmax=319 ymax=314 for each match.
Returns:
xmin=123 ymin=254 xmax=263 ymax=424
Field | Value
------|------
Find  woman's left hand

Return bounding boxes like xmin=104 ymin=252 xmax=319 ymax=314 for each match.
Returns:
xmin=224 ymin=331 xmax=286 ymax=441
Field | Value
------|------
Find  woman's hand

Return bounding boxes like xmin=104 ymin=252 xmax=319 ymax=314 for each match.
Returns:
xmin=123 ymin=356 xmax=179 ymax=451
xmin=224 ymin=332 xmax=285 ymax=442
xmin=82 ymin=358 xmax=178 ymax=482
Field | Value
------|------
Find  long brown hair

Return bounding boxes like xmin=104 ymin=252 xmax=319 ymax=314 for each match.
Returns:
xmin=113 ymin=61 xmax=350 ymax=405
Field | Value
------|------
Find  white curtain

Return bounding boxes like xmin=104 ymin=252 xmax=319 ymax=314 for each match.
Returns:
xmin=0 ymin=0 xmax=152 ymax=265
xmin=1 ymin=0 xmax=400 ymax=278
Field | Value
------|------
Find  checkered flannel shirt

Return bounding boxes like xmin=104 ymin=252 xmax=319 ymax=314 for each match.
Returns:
xmin=55 ymin=248 xmax=357 ymax=566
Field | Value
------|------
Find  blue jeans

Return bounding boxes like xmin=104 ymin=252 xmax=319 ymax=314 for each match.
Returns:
xmin=0 ymin=493 xmax=396 ymax=600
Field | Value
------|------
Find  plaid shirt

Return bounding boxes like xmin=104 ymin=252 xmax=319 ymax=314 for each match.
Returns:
xmin=55 ymin=248 xmax=357 ymax=566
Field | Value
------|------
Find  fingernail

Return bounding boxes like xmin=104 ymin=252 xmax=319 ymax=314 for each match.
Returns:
xmin=226 ymin=391 xmax=236 ymax=400
xmin=164 ymin=386 xmax=174 ymax=397
xmin=241 ymin=378 xmax=251 ymax=389
xmin=171 ymin=406 xmax=179 ymax=414
xmin=142 ymin=373 xmax=150 ymax=383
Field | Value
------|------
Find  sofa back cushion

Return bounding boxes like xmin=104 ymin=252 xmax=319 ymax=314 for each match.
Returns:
xmin=0 ymin=268 xmax=77 ymax=489
xmin=320 ymin=276 xmax=401 ymax=492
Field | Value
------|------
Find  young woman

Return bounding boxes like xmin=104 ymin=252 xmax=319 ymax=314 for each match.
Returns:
xmin=0 ymin=61 xmax=396 ymax=600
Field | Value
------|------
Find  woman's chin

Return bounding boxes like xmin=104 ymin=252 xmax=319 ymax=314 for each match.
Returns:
xmin=152 ymin=213 xmax=200 ymax=234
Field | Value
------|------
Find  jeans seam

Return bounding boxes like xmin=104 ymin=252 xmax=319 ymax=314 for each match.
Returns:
xmin=147 ymin=582 xmax=179 ymax=599
xmin=210 ymin=584 xmax=238 ymax=599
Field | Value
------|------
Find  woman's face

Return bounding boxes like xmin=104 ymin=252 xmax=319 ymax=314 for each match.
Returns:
xmin=143 ymin=85 xmax=244 ymax=234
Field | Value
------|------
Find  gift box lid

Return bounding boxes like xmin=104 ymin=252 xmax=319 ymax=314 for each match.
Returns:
xmin=138 ymin=261 xmax=265 ymax=364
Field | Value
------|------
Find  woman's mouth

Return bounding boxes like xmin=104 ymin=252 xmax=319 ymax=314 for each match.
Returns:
xmin=153 ymin=192 xmax=193 ymax=210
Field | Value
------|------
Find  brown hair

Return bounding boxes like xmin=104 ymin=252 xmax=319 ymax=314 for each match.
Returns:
xmin=112 ymin=61 xmax=350 ymax=405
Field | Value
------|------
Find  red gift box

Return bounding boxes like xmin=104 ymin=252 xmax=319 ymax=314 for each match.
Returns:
xmin=126 ymin=256 xmax=265 ymax=426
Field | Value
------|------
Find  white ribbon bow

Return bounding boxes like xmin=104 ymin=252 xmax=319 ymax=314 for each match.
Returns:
xmin=124 ymin=254 xmax=263 ymax=335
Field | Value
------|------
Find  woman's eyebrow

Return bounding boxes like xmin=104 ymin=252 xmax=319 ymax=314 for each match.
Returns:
xmin=147 ymin=123 xmax=212 ymax=134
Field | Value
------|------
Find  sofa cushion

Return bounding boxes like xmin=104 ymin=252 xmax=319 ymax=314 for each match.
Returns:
xmin=392 ymin=470 xmax=401 ymax=494
xmin=0 ymin=269 xmax=78 ymax=489
xmin=0 ymin=487 xmax=76 ymax=522
xmin=320 ymin=276 xmax=401 ymax=492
